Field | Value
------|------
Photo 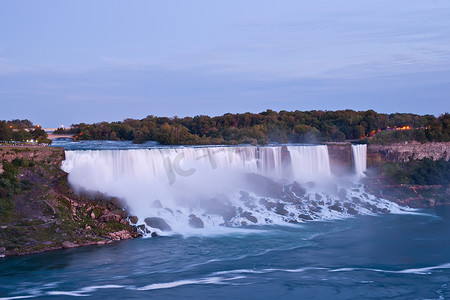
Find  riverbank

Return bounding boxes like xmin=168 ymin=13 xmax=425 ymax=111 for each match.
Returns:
xmin=0 ymin=146 xmax=140 ymax=257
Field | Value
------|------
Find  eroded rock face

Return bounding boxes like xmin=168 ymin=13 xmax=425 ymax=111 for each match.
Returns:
xmin=144 ymin=217 xmax=172 ymax=231
xmin=367 ymin=142 xmax=450 ymax=165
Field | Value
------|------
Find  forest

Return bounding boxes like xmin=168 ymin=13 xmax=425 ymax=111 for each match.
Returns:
xmin=54 ymin=110 xmax=450 ymax=145
xmin=0 ymin=120 xmax=51 ymax=144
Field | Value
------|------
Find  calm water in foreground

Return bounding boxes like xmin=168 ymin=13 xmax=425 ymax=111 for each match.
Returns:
xmin=1 ymin=210 xmax=450 ymax=299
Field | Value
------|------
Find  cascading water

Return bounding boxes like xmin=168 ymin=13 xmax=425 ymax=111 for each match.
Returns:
xmin=287 ymin=145 xmax=331 ymax=181
xmin=62 ymin=145 xmax=403 ymax=235
xmin=352 ymin=144 xmax=367 ymax=177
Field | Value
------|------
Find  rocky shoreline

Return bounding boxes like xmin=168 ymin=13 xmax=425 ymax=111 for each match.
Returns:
xmin=0 ymin=147 xmax=140 ymax=258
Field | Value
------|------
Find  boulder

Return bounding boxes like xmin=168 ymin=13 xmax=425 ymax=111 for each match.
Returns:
xmin=244 ymin=213 xmax=257 ymax=223
xmin=108 ymin=230 xmax=132 ymax=241
xmin=144 ymin=217 xmax=172 ymax=231
xmin=110 ymin=209 xmax=126 ymax=218
xmin=129 ymin=216 xmax=139 ymax=224
xmin=328 ymin=203 xmax=343 ymax=213
xmin=200 ymin=197 xmax=236 ymax=222
xmin=299 ymin=214 xmax=313 ymax=221
xmin=275 ymin=203 xmax=288 ymax=215
xmin=99 ymin=213 xmax=121 ymax=222
xmin=347 ymin=207 xmax=359 ymax=215
xmin=291 ymin=181 xmax=306 ymax=197
xmin=0 ymin=247 xmax=5 ymax=254
xmin=61 ymin=241 xmax=78 ymax=249
xmin=188 ymin=214 xmax=204 ymax=228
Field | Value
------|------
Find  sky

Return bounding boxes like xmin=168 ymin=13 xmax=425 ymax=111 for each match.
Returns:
xmin=0 ymin=0 xmax=450 ymax=127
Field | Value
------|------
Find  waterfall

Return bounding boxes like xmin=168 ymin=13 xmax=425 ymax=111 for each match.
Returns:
xmin=62 ymin=144 xmax=401 ymax=235
xmin=287 ymin=145 xmax=331 ymax=181
xmin=352 ymin=144 xmax=367 ymax=177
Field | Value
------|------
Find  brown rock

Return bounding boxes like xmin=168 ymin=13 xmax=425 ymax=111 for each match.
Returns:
xmin=61 ymin=241 xmax=78 ymax=249
xmin=129 ymin=216 xmax=139 ymax=224
xmin=99 ymin=213 xmax=121 ymax=222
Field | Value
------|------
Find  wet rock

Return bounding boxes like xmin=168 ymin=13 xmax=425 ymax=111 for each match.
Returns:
xmin=288 ymin=219 xmax=299 ymax=224
xmin=151 ymin=232 xmax=158 ymax=237
xmin=144 ymin=217 xmax=172 ymax=231
xmin=241 ymin=221 xmax=247 ymax=226
xmin=188 ymin=214 xmax=204 ymax=228
xmin=242 ymin=212 xmax=257 ymax=223
xmin=259 ymin=198 xmax=276 ymax=210
xmin=0 ymin=247 xmax=5 ymax=254
xmin=347 ymin=207 xmax=358 ymax=215
xmin=298 ymin=214 xmax=313 ymax=221
xmin=310 ymin=206 xmax=322 ymax=213
xmin=61 ymin=241 xmax=78 ymax=249
xmin=315 ymin=193 xmax=322 ymax=200
xmin=363 ymin=203 xmax=378 ymax=213
xmin=129 ymin=216 xmax=139 ymax=224
xmin=380 ymin=208 xmax=390 ymax=213
xmin=291 ymin=182 xmax=306 ymax=197
xmin=328 ymin=203 xmax=343 ymax=213
xmin=200 ymin=198 xmax=236 ymax=222
xmin=275 ymin=203 xmax=288 ymax=216
xmin=352 ymin=197 xmax=362 ymax=204
xmin=152 ymin=200 xmax=163 ymax=208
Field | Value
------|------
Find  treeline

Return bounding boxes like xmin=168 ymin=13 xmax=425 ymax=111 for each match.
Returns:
xmin=0 ymin=120 xmax=51 ymax=144
xmin=55 ymin=110 xmax=450 ymax=145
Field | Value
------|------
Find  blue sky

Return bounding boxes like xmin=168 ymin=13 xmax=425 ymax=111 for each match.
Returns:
xmin=1 ymin=0 xmax=449 ymax=127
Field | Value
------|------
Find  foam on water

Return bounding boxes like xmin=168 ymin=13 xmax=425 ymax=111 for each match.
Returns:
xmin=61 ymin=145 xmax=407 ymax=235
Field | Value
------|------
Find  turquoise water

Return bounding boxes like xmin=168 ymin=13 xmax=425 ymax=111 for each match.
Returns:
xmin=1 ymin=210 xmax=450 ymax=299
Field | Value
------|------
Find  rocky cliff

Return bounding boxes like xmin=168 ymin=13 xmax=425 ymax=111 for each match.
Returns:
xmin=0 ymin=147 xmax=140 ymax=257
xmin=367 ymin=142 xmax=450 ymax=166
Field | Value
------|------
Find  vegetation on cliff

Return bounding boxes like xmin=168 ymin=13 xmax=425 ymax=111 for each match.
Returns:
xmin=381 ymin=158 xmax=450 ymax=186
xmin=55 ymin=110 xmax=449 ymax=145
xmin=0 ymin=147 xmax=139 ymax=257
xmin=364 ymin=157 xmax=450 ymax=208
